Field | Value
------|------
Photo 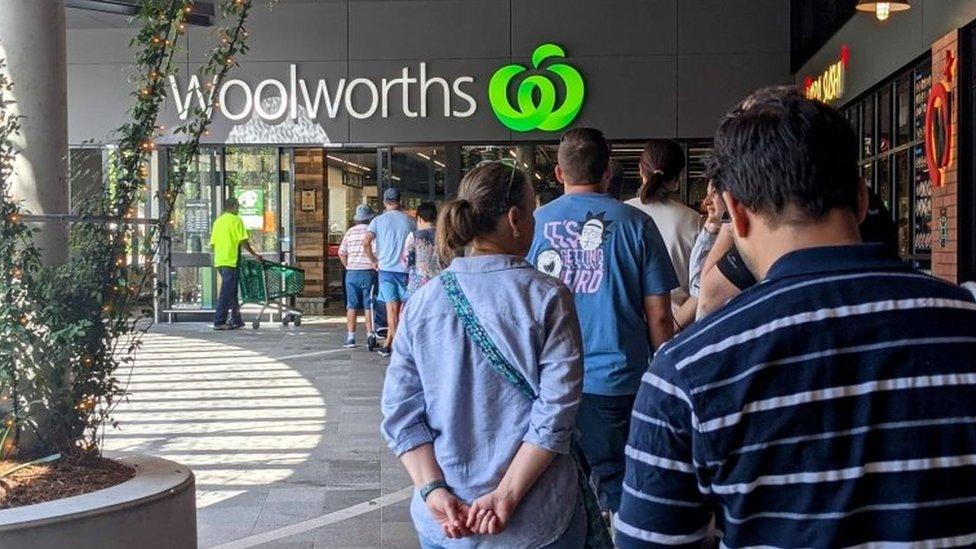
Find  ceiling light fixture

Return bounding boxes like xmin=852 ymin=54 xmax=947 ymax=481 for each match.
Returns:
xmin=856 ymin=1 xmax=910 ymax=22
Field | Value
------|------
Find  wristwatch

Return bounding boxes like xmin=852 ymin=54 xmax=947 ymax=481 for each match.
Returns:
xmin=419 ymin=479 xmax=450 ymax=502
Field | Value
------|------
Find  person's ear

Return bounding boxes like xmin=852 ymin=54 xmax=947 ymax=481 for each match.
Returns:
xmin=723 ymin=191 xmax=751 ymax=239
xmin=856 ymin=179 xmax=869 ymax=224
xmin=555 ymin=165 xmax=565 ymax=185
xmin=507 ymin=205 xmax=521 ymax=235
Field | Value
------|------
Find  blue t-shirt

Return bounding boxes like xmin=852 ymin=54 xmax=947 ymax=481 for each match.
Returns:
xmin=368 ymin=209 xmax=416 ymax=273
xmin=527 ymin=193 xmax=677 ymax=396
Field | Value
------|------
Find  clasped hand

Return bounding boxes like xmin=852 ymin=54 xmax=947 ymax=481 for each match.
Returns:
xmin=425 ymin=488 xmax=517 ymax=539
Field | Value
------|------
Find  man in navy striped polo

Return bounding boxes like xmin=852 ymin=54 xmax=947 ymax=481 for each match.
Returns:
xmin=616 ymin=86 xmax=976 ymax=547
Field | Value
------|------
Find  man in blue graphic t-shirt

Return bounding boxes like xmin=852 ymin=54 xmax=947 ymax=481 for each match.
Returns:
xmin=527 ymin=128 xmax=677 ymax=514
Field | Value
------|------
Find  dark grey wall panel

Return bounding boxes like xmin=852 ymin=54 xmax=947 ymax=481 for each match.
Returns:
xmin=349 ymin=0 xmax=510 ymax=60
xmin=678 ymin=0 xmax=789 ymax=54
xmin=518 ymin=55 xmax=677 ymax=141
xmin=234 ymin=2 xmax=348 ymax=62
xmin=513 ymin=0 xmax=677 ymax=57
xmin=346 ymin=58 xmax=508 ymax=143
xmin=68 ymin=64 xmax=133 ymax=143
xmin=677 ymin=52 xmax=790 ymax=138
xmin=67 ymin=29 xmax=138 ymax=65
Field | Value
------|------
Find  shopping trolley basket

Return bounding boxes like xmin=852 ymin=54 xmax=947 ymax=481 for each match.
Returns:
xmin=239 ymin=259 xmax=305 ymax=328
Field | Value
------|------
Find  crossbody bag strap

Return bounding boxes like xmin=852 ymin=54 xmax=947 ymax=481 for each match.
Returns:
xmin=440 ymin=271 xmax=537 ymax=400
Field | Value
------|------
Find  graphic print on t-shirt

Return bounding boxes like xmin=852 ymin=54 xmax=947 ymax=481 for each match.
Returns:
xmin=536 ymin=211 xmax=612 ymax=294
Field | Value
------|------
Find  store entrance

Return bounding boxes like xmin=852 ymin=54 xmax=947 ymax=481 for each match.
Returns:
xmin=161 ymin=146 xmax=292 ymax=321
xmin=322 ymin=147 xmax=447 ymax=305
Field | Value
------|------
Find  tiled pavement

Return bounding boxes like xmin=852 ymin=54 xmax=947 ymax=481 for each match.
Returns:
xmin=103 ymin=319 xmax=419 ymax=549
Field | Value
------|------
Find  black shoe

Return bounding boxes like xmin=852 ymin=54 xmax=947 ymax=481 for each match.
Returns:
xmin=213 ymin=324 xmax=232 ymax=331
xmin=377 ymin=346 xmax=392 ymax=358
xmin=228 ymin=322 xmax=245 ymax=330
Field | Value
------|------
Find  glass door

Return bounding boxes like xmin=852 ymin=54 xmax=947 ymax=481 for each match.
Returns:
xmin=167 ymin=148 xmax=221 ymax=310
xmin=162 ymin=146 xmax=293 ymax=315
xmin=225 ymin=147 xmax=282 ymax=259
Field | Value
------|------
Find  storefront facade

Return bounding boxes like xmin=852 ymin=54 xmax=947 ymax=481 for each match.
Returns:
xmin=796 ymin=0 xmax=976 ymax=284
xmin=65 ymin=0 xmax=790 ymax=316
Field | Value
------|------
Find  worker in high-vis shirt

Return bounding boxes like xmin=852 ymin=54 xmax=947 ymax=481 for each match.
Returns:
xmin=209 ymin=197 xmax=261 ymax=330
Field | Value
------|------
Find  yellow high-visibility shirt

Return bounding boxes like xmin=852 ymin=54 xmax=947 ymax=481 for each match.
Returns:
xmin=210 ymin=212 xmax=249 ymax=268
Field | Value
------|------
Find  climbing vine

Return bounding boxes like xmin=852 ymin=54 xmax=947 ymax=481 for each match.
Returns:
xmin=0 ymin=0 xmax=257 ymax=458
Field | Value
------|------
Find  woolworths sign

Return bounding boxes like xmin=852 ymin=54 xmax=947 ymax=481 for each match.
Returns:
xmin=167 ymin=44 xmax=585 ymax=133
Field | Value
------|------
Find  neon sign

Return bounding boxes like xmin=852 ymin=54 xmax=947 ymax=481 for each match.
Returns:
xmin=925 ymin=50 xmax=955 ymax=188
xmin=804 ymin=45 xmax=850 ymax=104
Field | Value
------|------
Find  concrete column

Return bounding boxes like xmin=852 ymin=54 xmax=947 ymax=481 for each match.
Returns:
xmin=0 ymin=0 xmax=69 ymax=265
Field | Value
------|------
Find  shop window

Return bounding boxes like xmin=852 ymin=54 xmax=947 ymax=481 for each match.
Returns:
xmin=326 ymin=151 xmax=377 ymax=236
xmin=846 ymin=56 xmax=931 ymax=268
xmin=391 ymin=146 xmax=446 ymax=211
xmin=167 ymin=148 xmax=220 ymax=310
xmin=861 ymin=162 xmax=874 ymax=189
xmin=460 ymin=145 xmax=562 ymax=204
xmin=862 ymin=96 xmax=875 ymax=158
xmin=532 ymin=145 xmax=560 ymax=205
xmin=896 ymin=76 xmax=912 ymax=145
xmin=877 ymin=156 xmax=891 ymax=213
xmin=895 ymin=150 xmax=911 ymax=258
xmin=225 ymin=147 xmax=280 ymax=254
xmin=878 ymin=87 xmax=892 ymax=155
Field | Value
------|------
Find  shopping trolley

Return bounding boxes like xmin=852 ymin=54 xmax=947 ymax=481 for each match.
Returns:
xmin=239 ymin=259 xmax=305 ymax=329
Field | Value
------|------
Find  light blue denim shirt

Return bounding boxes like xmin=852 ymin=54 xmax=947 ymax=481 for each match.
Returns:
xmin=381 ymin=254 xmax=584 ymax=548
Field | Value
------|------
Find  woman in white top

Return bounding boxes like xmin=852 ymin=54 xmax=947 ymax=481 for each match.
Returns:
xmin=625 ymin=139 xmax=701 ymax=314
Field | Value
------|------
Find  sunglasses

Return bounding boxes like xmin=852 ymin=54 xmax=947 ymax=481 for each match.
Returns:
xmin=473 ymin=158 xmax=521 ymax=211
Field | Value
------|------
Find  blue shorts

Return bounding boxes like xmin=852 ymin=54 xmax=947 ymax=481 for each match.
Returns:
xmin=345 ymin=269 xmax=376 ymax=310
xmin=378 ymin=270 xmax=409 ymax=303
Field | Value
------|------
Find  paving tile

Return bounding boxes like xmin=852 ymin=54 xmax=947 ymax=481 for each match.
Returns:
xmin=103 ymin=321 xmax=417 ymax=549
xmin=311 ymin=514 xmax=383 ymax=548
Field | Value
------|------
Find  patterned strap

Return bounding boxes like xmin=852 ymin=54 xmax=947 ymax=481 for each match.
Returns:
xmin=441 ymin=271 xmax=538 ymax=400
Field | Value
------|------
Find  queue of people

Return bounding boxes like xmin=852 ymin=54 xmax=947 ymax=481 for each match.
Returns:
xmin=378 ymin=86 xmax=976 ymax=548
xmin=338 ymin=191 xmax=444 ymax=355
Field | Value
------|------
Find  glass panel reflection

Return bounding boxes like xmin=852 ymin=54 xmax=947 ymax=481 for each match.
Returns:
xmin=225 ymin=147 xmax=279 ymax=254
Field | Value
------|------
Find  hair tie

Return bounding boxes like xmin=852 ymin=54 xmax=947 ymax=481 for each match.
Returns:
xmin=652 ymin=169 xmax=665 ymax=176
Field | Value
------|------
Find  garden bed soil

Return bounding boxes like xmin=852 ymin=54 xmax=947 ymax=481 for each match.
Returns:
xmin=0 ymin=455 xmax=134 ymax=509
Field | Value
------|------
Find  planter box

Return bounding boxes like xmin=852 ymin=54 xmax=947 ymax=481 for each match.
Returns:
xmin=0 ymin=453 xmax=196 ymax=549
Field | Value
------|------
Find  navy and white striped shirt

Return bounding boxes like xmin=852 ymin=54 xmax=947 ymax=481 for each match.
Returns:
xmin=617 ymin=244 xmax=976 ymax=548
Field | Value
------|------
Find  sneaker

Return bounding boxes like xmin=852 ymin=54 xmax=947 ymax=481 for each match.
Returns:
xmin=377 ymin=346 xmax=392 ymax=358
xmin=343 ymin=337 xmax=356 ymax=349
xmin=228 ymin=322 xmax=245 ymax=330
xmin=213 ymin=324 xmax=232 ymax=331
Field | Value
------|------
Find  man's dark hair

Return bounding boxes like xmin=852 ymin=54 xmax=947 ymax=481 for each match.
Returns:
xmin=708 ymin=86 xmax=860 ymax=224
xmin=416 ymin=201 xmax=438 ymax=224
xmin=224 ymin=197 xmax=240 ymax=211
xmin=558 ymin=127 xmax=610 ymax=185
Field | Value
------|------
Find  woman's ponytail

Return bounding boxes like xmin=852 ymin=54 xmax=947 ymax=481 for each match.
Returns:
xmin=639 ymin=169 xmax=667 ymax=204
xmin=437 ymin=199 xmax=478 ymax=263
xmin=638 ymin=139 xmax=686 ymax=204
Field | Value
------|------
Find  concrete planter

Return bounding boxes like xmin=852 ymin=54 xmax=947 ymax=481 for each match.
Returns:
xmin=0 ymin=453 xmax=196 ymax=549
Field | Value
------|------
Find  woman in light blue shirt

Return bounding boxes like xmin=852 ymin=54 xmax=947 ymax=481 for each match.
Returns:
xmin=381 ymin=163 xmax=586 ymax=548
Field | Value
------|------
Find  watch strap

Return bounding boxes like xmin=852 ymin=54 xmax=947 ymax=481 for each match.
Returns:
xmin=419 ymin=479 xmax=449 ymax=502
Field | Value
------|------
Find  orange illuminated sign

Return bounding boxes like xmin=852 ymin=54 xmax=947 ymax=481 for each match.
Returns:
xmin=804 ymin=45 xmax=850 ymax=104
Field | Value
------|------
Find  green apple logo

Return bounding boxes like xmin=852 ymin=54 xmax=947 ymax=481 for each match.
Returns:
xmin=489 ymin=43 xmax=585 ymax=132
